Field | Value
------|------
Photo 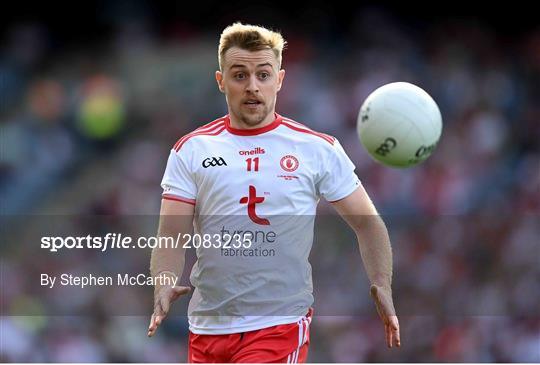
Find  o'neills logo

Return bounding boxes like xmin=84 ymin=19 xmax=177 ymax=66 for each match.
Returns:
xmin=239 ymin=147 xmax=266 ymax=155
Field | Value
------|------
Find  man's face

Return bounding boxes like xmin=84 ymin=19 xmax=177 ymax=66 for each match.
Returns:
xmin=216 ymin=47 xmax=285 ymax=127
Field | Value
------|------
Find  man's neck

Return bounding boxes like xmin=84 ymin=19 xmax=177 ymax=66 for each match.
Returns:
xmin=229 ymin=111 xmax=276 ymax=130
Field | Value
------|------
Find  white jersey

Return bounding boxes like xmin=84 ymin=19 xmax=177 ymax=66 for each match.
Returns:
xmin=161 ymin=113 xmax=360 ymax=334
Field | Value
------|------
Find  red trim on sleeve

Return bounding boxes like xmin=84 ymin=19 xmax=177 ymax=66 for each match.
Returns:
xmin=172 ymin=117 xmax=226 ymax=151
xmin=281 ymin=119 xmax=335 ymax=145
xmin=174 ymin=125 xmax=226 ymax=152
xmin=225 ymin=113 xmax=282 ymax=136
xmin=162 ymin=194 xmax=196 ymax=205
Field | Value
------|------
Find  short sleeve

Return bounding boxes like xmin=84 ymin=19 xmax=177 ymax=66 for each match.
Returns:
xmin=160 ymin=148 xmax=197 ymax=203
xmin=317 ymin=139 xmax=361 ymax=202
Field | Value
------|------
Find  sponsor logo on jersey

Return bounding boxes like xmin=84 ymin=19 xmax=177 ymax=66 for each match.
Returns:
xmin=280 ymin=155 xmax=299 ymax=172
xmin=239 ymin=185 xmax=270 ymax=225
xmin=239 ymin=147 xmax=266 ymax=155
xmin=202 ymin=157 xmax=227 ymax=168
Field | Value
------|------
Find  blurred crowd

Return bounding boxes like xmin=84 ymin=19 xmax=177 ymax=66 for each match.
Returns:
xmin=1 ymin=5 xmax=539 ymax=363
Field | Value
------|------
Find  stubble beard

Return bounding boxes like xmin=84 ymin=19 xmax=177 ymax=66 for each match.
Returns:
xmin=235 ymin=100 xmax=273 ymax=128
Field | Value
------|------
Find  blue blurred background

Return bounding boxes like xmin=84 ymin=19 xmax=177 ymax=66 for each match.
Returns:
xmin=1 ymin=1 xmax=539 ymax=362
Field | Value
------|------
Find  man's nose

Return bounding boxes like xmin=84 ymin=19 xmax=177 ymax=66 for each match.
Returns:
xmin=246 ymin=75 xmax=259 ymax=93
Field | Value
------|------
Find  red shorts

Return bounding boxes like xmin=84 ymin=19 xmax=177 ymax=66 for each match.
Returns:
xmin=188 ymin=308 xmax=313 ymax=363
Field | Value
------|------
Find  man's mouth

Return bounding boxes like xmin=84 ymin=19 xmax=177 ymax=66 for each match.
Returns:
xmin=244 ymin=99 xmax=263 ymax=106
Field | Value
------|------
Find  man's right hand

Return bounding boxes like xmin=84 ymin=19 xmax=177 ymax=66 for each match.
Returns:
xmin=147 ymin=285 xmax=191 ymax=337
xmin=370 ymin=284 xmax=401 ymax=348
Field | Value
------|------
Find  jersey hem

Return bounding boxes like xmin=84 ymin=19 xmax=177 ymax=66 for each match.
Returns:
xmin=188 ymin=315 xmax=304 ymax=335
xmin=162 ymin=194 xmax=196 ymax=205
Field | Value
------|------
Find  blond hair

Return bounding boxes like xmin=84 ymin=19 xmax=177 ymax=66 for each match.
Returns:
xmin=218 ymin=22 xmax=286 ymax=70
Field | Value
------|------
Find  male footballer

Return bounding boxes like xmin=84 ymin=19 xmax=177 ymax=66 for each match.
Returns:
xmin=148 ymin=22 xmax=400 ymax=363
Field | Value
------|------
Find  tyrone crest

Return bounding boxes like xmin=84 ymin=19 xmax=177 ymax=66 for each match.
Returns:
xmin=280 ymin=155 xmax=299 ymax=172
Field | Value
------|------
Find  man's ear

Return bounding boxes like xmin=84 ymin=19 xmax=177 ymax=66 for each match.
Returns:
xmin=216 ymin=70 xmax=225 ymax=93
xmin=276 ymin=69 xmax=285 ymax=92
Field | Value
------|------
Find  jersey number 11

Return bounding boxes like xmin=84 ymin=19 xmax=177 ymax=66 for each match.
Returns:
xmin=246 ymin=157 xmax=259 ymax=172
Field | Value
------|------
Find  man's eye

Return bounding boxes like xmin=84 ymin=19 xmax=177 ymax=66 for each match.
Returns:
xmin=259 ymin=73 xmax=269 ymax=79
xmin=235 ymin=73 xmax=245 ymax=80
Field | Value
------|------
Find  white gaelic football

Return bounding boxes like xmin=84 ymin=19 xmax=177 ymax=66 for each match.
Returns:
xmin=357 ymin=82 xmax=442 ymax=168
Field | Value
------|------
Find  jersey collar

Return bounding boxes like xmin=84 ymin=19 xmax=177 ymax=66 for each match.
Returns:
xmin=225 ymin=113 xmax=282 ymax=136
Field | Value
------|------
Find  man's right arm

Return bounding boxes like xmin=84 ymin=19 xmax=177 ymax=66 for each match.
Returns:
xmin=150 ymin=198 xmax=195 ymax=278
xmin=148 ymin=198 xmax=195 ymax=337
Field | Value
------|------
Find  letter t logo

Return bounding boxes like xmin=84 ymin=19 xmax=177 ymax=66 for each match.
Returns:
xmin=239 ymin=185 xmax=270 ymax=225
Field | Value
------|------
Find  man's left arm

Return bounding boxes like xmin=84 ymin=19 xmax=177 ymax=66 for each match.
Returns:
xmin=331 ymin=184 xmax=401 ymax=348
